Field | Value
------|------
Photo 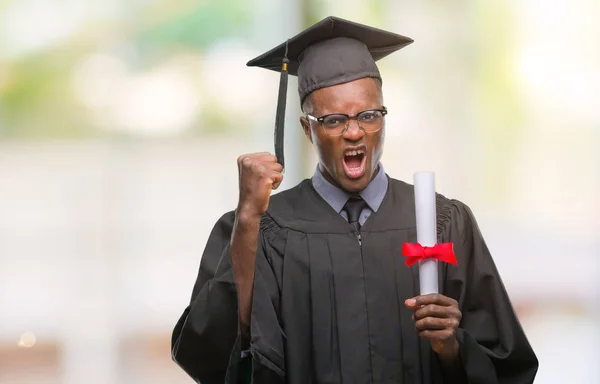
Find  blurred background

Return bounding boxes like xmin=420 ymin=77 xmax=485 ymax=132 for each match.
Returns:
xmin=0 ymin=0 xmax=598 ymax=382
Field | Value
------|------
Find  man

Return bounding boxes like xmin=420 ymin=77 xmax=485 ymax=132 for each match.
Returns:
xmin=171 ymin=16 xmax=538 ymax=383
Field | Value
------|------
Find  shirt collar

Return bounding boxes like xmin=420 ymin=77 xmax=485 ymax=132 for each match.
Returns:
xmin=311 ymin=163 xmax=388 ymax=214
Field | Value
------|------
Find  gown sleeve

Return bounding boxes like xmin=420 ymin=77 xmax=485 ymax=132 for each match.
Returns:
xmin=171 ymin=211 xmax=286 ymax=384
xmin=437 ymin=198 xmax=539 ymax=384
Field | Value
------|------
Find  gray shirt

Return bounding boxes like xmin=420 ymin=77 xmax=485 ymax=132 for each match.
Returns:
xmin=311 ymin=163 xmax=388 ymax=225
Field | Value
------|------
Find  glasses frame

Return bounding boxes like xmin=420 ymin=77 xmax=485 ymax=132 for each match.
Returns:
xmin=306 ymin=106 xmax=388 ymax=137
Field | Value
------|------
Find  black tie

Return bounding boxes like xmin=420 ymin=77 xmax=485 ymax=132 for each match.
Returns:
xmin=343 ymin=196 xmax=367 ymax=232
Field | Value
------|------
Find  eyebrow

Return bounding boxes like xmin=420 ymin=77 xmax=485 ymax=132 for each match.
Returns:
xmin=309 ymin=106 xmax=383 ymax=116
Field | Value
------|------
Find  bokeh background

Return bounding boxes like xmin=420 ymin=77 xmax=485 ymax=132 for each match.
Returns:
xmin=1 ymin=0 xmax=599 ymax=383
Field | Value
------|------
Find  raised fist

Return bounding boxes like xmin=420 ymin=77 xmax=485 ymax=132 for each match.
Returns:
xmin=236 ymin=152 xmax=284 ymax=217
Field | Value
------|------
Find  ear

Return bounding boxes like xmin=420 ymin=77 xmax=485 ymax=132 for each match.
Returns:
xmin=300 ymin=116 xmax=313 ymax=144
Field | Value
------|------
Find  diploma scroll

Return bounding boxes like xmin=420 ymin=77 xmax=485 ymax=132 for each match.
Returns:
xmin=414 ymin=172 xmax=438 ymax=295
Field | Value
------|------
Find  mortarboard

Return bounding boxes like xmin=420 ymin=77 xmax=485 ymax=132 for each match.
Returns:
xmin=247 ymin=16 xmax=413 ymax=169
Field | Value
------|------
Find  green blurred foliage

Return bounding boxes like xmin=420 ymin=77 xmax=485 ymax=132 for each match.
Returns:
xmin=0 ymin=0 xmax=254 ymax=139
xmin=0 ymin=49 xmax=94 ymax=138
xmin=137 ymin=0 xmax=252 ymax=52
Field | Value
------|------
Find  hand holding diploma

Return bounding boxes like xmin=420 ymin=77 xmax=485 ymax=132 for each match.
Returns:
xmin=403 ymin=172 xmax=462 ymax=362
xmin=405 ymin=294 xmax=461 ymax=361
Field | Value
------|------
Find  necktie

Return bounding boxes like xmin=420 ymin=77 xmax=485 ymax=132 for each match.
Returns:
xmin=343 ymin=196 xmax=367 ymax=232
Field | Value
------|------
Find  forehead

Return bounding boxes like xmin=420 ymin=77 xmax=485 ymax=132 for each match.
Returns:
xmin=310 ymin=77 xmax=382 ymax=114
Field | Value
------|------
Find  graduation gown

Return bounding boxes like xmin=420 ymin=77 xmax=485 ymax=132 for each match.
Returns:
xmin=171 ymin=177 xmax=538 ymax=383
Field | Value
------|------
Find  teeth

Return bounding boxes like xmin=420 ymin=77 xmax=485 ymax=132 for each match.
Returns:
xmin=345 ymin=149 xmax=364 ymax=156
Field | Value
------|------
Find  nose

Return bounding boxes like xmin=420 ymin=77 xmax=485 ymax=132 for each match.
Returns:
xmin=342 ymin=118 xmax=365 ymax=141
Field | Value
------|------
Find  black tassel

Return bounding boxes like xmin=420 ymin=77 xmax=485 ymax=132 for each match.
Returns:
xmin=274 ymin=41 xmax=289 ymax=170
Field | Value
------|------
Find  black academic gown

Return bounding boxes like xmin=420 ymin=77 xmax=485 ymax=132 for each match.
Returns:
xmin=171 ymin=177 xmax=538 ymax=384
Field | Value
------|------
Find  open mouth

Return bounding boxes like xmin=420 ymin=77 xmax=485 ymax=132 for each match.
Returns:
xmin=343 ymin=148 xmax=367 ymax=179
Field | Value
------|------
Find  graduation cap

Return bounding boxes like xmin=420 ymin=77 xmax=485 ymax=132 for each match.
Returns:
xmin=247 ymin=16 xmax=413 ymax=169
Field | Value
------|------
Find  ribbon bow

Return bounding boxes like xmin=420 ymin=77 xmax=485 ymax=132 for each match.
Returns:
xmin=402 ymin=242 xmax=458 ymax=267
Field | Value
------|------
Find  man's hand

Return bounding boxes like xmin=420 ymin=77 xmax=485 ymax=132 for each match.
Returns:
xmin=405 ymin=293 xmax=462 ymax=360
xmin=231 ymin=152 xmax=283 ymax=336
xmin=237 ymin=152 xmax=284 ymax=218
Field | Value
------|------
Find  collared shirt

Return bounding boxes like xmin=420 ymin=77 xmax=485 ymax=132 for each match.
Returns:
xmin=311 ymin=163 xmax=388 ymax=225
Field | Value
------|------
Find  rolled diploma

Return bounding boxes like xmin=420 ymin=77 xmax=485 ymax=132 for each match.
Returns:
xmin=414 ymin=172 xmax=438 ymax=295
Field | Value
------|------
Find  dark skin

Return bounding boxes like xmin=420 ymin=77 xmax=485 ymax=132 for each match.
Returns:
xmin=232 ymin=78 xmax=463 ymax=367
xmin=405 ymin=294 xmax=462 ymax=365
xmin=300 ymin=77 xmax=384 ymax=194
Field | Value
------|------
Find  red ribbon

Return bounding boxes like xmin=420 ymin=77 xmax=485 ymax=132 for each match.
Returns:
xmin=402 ymin=242 xmax=458 ymax=267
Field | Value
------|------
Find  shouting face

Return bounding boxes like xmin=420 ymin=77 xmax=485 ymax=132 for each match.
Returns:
xmin=300 ymin=77 xmax=385 ymax=194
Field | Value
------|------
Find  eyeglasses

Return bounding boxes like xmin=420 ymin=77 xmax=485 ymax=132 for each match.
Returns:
xmin=306 ymin=106 xmax=387 ymax=136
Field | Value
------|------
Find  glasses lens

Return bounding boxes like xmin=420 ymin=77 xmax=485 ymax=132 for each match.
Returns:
xmin=358 ymin=110 xmax=384 ymax=132
xmin=322 ymin=114 xmax=348 ymax=135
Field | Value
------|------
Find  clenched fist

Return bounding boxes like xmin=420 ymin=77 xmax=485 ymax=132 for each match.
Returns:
xmin=236 ymin=152 xmax=284 ymax=218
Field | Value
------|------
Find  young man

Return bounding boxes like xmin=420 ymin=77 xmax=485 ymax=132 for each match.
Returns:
xmin=171 ymin=16 xmax=538 ymax=384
